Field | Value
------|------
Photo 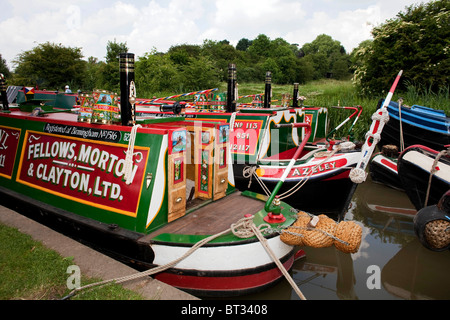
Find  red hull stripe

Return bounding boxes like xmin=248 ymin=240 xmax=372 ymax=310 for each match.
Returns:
xmin=155 ymin=254 xmax=295 ymax=293
xmin=380 ymin=158 xmax=398 ymax=172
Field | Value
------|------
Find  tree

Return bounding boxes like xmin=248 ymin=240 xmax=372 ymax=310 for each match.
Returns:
xmin=83 ymin=56 xmax=102 ymax=91
xmin=181 ymin=56 xmax=220 ymax=91
xmin=201 ymin=40 xmax=239 ymax=81
xmin=96 ymin=40 xmax=129 ymax=92
xmin=168 ymin=44 xmax=201 ymax=66
xmin=302 ymin=34 xmax=342 ymax=57
xmin=236 ymin=38 xmax=252 ymax=51
xmin=300 ymin=34 xmax=349 ymax=80
xmin=0 ymin=54 xmax=11 ymax=78
xmin=248 ymin=34 xmax=272 ymax=58
xmin=135 ymin=49 xmax=182 ymax=95
xmin=13 ymin=42 xmax=85 ymax=90
xmin=105 ymin=39 xmax=128 ymax=63
xmin=354 ymin=0 xmax=450 ymax=95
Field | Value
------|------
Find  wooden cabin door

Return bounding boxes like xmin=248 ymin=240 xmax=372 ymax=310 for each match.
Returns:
xmin=167 ymin=129 xmax=187 ymax=222
xmin=192 ymin=123 xmax=229 ymax=201
xmin=194 ymin=127 xmax=214 ymax=200
xmin=213 ymin=124 xmax=229 ymax=201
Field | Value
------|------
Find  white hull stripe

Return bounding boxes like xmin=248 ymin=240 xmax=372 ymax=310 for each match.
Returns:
xmin=403 ymin=150 xmax=450 ymax=181
xmin=151 ymin=236 xmax=292 ymax=271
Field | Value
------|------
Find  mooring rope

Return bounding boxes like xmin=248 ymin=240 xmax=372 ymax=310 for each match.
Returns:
xmin=61 ymin=215 xmax=306 ymax=300
xmin=123 ymin=124 xmax=142 ymax=185
xmin=425 ymin=147 xmax=449 ymax=206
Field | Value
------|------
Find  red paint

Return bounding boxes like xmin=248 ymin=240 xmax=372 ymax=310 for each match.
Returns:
xmin=154 ymin=254 xmax=295 ymax=293
xmin=229 ymin=119 xmax=264 ymax=155
xmin=380 ymin=158 xmax=398 ymax=172
xmin=0 ymin=126 xmax=21 ymax=179
xmin=16 ymin=130 xmax=149 ymax=217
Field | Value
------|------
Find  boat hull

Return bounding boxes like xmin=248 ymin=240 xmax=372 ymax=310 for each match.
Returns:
xmin=380 ymin=101 xmax=450 ymax=151
xmin=149 ymin=238 xmax=297 ymax=297
xmin=234 ymin=150 xmax=361 ymax=217
xmin=398 ymin=145 xmax=450 ymax=210
xmin=1 ymin=185 xmax=299 ymax=297
xmin=369 ymin=153 xmax=403 ymax=190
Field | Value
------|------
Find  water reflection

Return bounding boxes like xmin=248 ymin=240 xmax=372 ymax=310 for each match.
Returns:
xmin=240 ymin=177 xmax=450 ymax=300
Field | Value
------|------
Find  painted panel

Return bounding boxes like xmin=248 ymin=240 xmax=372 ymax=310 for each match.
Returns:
xmin=16 ymin=130 xmax=149 ymax=217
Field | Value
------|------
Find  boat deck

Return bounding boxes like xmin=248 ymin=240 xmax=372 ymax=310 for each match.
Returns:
xmin=142 ymin=192 xmax=266 ymax=240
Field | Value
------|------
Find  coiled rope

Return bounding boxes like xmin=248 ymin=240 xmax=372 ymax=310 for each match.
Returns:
xmin=61 ymin=215 xmax=306 ymax=300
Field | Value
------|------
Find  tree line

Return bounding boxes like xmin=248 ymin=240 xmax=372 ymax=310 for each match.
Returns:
xmin=1 ymin=0 xmax=448 ymax=98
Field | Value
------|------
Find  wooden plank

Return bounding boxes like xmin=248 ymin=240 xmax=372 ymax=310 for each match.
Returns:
xmin=145 ymin=192 xmax=264 ymax=239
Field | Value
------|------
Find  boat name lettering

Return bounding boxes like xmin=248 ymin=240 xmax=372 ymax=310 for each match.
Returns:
xmin=291 ymin=161 xmax=337 ymax=177
xmin=0 ymin=128 xmax=9 ymax=150
xmin=18 ymin=132 xmax=148 ymax=216
xmin=44 ymin=123 xmax=121 ymax=142
xmin=229 ymin=120 xmax=263 ymax=156
xmin=26 ymin=141 xmax=137 ymax=181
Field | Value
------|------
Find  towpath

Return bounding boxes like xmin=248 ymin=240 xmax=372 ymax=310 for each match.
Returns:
xmin=0 ymin=205 xmax=198 ymax=300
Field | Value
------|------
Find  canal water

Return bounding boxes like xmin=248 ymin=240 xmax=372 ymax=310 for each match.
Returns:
xmin=236 ymin=176 xmax=450 ymax=300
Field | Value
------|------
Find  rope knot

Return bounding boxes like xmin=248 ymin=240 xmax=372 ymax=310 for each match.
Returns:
xmin=231 ymin=215 xmax=272 ymax=238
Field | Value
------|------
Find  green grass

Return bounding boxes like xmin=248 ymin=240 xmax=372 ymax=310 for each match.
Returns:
xmin=219 ymin=79 xmax=449 ymax=141
xmin=0 ymin=222 xmax=144 ymax=300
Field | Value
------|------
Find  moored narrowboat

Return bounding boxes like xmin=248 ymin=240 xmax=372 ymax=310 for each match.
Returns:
xmin=398 ymin=144 xmax=450 ymax=211
xmin=0 ymin=56 xmax=311 ymax=297
xmin=135 ymin=66 xmax=366 ymax=217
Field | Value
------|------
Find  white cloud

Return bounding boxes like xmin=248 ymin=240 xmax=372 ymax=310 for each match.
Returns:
xmin=0 ymin=0 xmax=432 ymax=70
xmin=126 ymin=0 xmax=205 ymax=57
xmin=208 ymin=0 xmax=306 ymax=44
xmin=284 ymin=5 xmax=383 ymax=53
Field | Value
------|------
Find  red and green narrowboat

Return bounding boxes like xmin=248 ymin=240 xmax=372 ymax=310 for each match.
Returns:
xmin=135 ymin=66 xmax=366 ymax=217
xmin=0 ymin=58 xmax=308 ymax=297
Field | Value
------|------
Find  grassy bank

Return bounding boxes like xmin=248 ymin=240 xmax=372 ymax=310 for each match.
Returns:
xmin=0 ymin=222 xmax=143 ymax=300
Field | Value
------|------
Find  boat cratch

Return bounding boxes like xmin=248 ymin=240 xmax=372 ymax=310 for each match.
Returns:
xmin=0 ymin=55 xmax=364 ymax=298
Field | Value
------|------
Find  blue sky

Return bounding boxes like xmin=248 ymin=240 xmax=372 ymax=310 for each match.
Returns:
xmin=0 ymin=0 xmax=431 ymax=69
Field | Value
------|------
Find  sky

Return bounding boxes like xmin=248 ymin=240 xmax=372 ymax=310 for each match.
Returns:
xmin=0 ymin=0 xmax=433 ymax=70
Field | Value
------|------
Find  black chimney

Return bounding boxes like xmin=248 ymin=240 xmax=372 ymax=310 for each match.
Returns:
xmin=226 ymin=63 xmax=236 ymax=112
xmin=292 ymin=83 xmax=299 ymax=108
xmin=264 ymin=71 xmax=271 ymax=108
xmin=0 ymin=74 xmax=9 ymax=111
xmin=119 ymin=53 xmax=135 ymax=126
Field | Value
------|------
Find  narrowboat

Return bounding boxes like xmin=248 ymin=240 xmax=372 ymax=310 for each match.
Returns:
xmin=0 ymin=58 xmax=306 ymax=297
xmin=397 ymin=144 xmax=450 ymax=211
xmin=369 ymin=145 xmax=403 ymax=190
xmin=378 ymin=99 xmax=450 ymax=151
xmin=370 ymin=100 xmax=449 ymax=192
xmin=135 ymin=66 xmax=366 ymax=217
